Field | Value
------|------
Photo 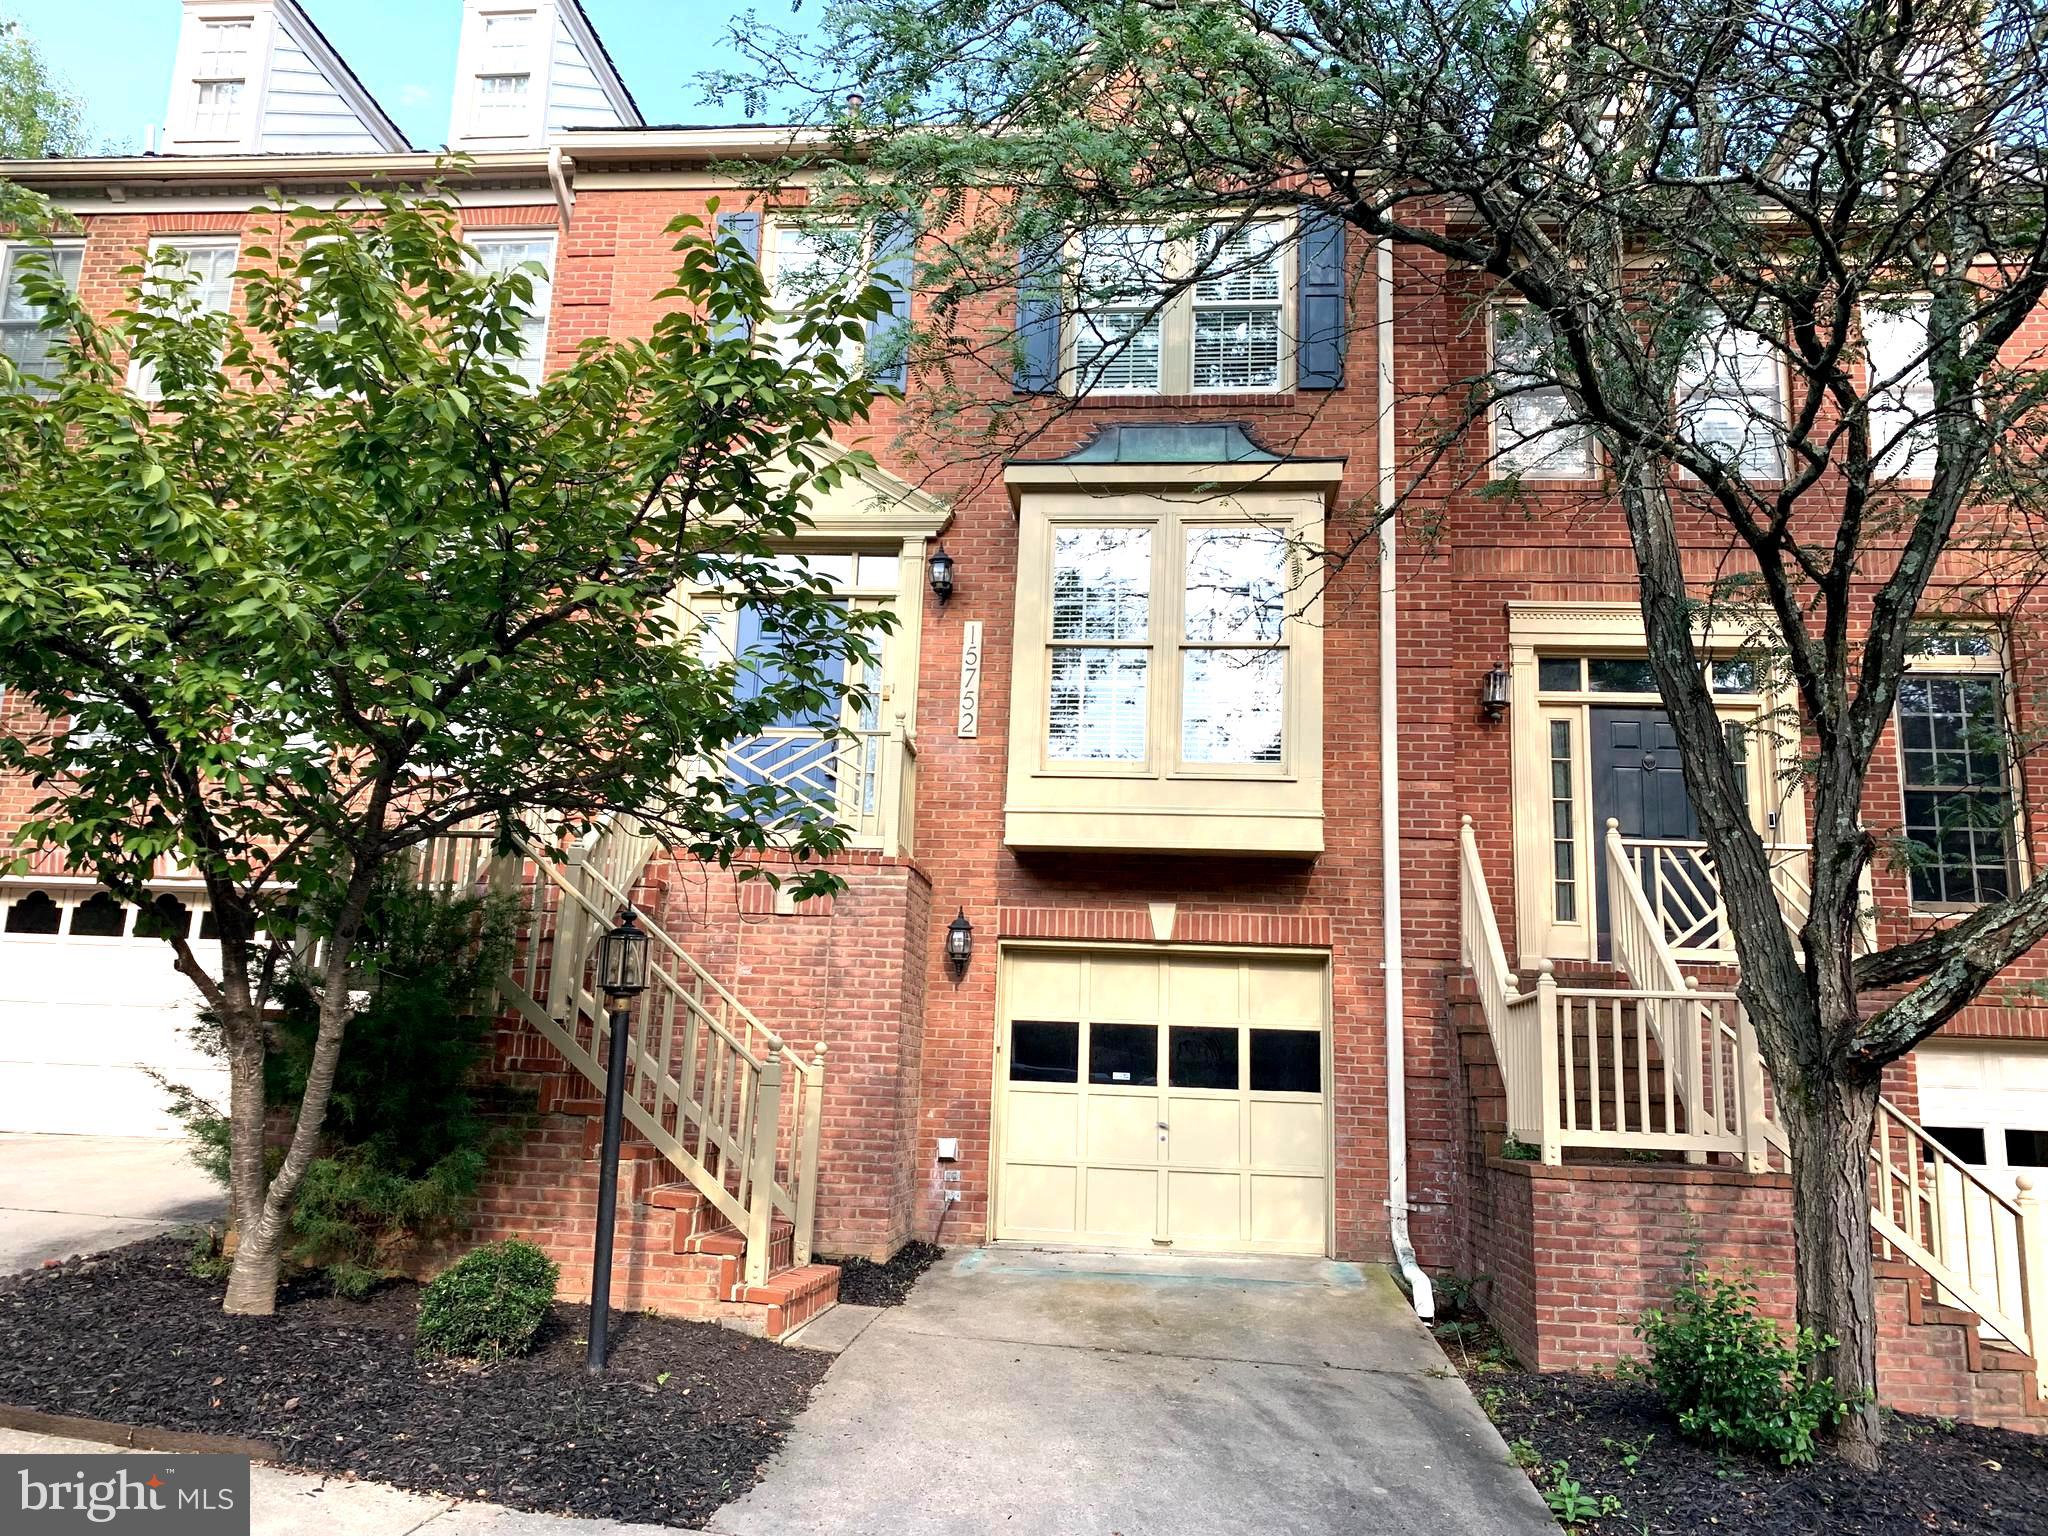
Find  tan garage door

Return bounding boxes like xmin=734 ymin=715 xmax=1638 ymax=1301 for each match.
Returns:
xmin=996 ymin=948 xmax=1329 ymax=1254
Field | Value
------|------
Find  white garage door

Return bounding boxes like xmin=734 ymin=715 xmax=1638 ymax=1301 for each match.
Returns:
xmin=1918 ymin=1040 xmax=2048 ymax=1197
xmin=0 ymin=884 xmax=225 ymax=1137
xmin=996 ymin=948 xmax=1330 ymax=1254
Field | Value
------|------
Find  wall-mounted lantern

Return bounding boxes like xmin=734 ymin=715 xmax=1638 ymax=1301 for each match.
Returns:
xmin=1480 ymin=661 xmax=1512 ymax=722
xmin=927 ymin=545 xmax=957 ymax=605
xmin=945 ymin=908 xmax=974 ymax=974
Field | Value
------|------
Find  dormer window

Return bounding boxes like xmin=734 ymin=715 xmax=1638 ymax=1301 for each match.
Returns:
xmin=468 ymin=10 xmax=536 ymax=137
xmin=188 ymin=19 xmax=252 ymax=139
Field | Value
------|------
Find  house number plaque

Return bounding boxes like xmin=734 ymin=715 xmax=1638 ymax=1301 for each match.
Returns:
xmin=958 ymin=621 xmax=983 ymax=738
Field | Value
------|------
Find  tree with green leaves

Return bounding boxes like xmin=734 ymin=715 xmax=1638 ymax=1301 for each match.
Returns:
xmin=714 ymin=0 xmax=2048 ymax=1461
xmin=0 ymin=12 xmax=92 ymax=230
xmin=0 ymin=182 xmax=894 ymax=1315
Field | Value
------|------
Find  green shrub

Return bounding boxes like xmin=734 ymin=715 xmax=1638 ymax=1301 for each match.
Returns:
xmin=161 ymin=876 xmax=523 ymax=1295
xmin=1635 ymin=1264 xmax=1857 ymax=1465
xmin=416 ymin=1240 xmax=560 ymax=1363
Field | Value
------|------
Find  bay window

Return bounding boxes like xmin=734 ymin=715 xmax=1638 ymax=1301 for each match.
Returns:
xmin=1005 ymin=457 xmax=1332 ymax=857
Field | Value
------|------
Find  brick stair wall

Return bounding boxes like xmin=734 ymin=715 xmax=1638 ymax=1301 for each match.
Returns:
xmin=1447 ymin=968 xmax=2045 ymax=1432
xmin=434 ymin=1059 xmax=839 ymax=1340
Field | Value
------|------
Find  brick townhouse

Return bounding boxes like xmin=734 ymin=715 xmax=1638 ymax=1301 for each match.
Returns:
xmin=2 ymin=0 xmax=2045 ymax=1422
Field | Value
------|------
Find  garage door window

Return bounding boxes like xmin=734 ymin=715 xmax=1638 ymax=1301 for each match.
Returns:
xmin=3 ymin=890 xmax=60 ymax=934
xmin=1250 ymin=1029 xmax=1321 ymax=1094
xmin=1011 ymin=1020 xmax=1079 ymax=1083
xmin=69 ymin=892 xmax=128 ymax=937
xmin=1089 ymin=1023 xmax=1157 ymax=1085
xmin=1169 ymin=1025 xmax=1237 ymax=1090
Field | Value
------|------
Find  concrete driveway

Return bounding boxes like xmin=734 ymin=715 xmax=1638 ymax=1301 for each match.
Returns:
xmin=0 ymin=1133 xmax=222 ymax=1276
xmin=711 ymin=1248 xmax=1554 ymax=1536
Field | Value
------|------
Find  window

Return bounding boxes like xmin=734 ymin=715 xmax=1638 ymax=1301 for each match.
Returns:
xmin=1181 ymin=527 xmax=1287 ymax=765
xmin=1066 ymin=221 xmax=1293 ymax=395
xmin=1550 ymin=719 xmax=1577 ymax=922
xmin=1190 ymin=224 xmax=1286 ymax=392
xmin=130 ymin=238 xmax=240 ymax=399
xmin=1677 ymin=313 xmax=1784 ymax=477
xmin=1071 ymin=224 xmax=1168 ymax=394
xmin=0 ymin=243 xmax=83 ymax=385
xmin=1047 ymin=527 xmax=1152 ymax=761
xmin=188 ymin=19 xmax=251 ymax=138
xmin=1169 ymin=1026 xmax=1239 ymax=1090
xmin=1926 ymin=1125 xmax=1988 ymax=1164
xmin=1249 ymin=1029 xmax=1321 ymax=1094
xmin=1897 ymin=663 xmax=2016 ymax=907
xmin=1089 ymin=1023 xmax=1158 ymax=1086
xmin=1491 ymin=306 xmax=1592 ymax=478
xmin=469 ymin=10 xmax=535 ymax=135
xmin=764 ymin=223 xmax=864 ymax=370
xmin=3 ymin=890 xmax=60 ymax=935
xmin=1866 ymin=300 xmax=1938 ymax=480
xmin=1010 ymin=1020 xmax=1078 ymax=1083
xmin=470 ymin=235 xmax=555 ymax=389
xmin=68 ymin=892 xmax=129 ymax=938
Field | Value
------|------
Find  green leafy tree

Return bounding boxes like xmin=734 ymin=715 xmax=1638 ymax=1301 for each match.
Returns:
xmin=715 ymin=0 xmax=2048 ymax=1462
xmin=0 ymin=180 xmax=895 ymax=1316
xmin=0 ymin=13 xmax=92 ymax=230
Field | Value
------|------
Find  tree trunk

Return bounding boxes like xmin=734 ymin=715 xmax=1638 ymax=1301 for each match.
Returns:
xmin=222 ymin=1224 xmax=283 ymax=1316
xmin=1782 ymin=1072 xmax=1884 ymax=1468
xmin=220 ymin=1000 xmax=276 ymax=1315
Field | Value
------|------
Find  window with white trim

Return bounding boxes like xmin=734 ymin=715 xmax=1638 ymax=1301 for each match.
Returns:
xmin=1066 ymin=221 xmax=1292 ymax=396
xmin=1490 ymin=305 xmax=1593 ymax=478
xmin=1866 ymin=299 xmax=1939 ymax=480
xmin=1677 ymin=313 xmax=1784 ymax=478
xmin=1043 ymin=517 xmax=1292 ymax=770
xmin=764 ymin=222 xmax=865 ymax=370
xmin=1897 ymin=629 xmax=2018 ymax=908
xmin=0 ymin=243 xmax=83 ymax=386
xmin=469 ymin=10 xmax=535 ymax=135
xmin=130 ymin=238 xmax=240 ymax=400
xmin=188 ymin=19 xmax=252 ymax=139
xmin=470 ymin=234 xmax=555 ymax=389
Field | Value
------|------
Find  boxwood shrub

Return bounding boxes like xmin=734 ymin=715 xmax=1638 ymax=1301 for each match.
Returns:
xmin=416 ymin=1240 xmax=560 ymax=1364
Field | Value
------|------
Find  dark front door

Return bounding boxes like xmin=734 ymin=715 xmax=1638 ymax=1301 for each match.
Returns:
xmin=1591 ymin=708 xmax=1701 ymax=954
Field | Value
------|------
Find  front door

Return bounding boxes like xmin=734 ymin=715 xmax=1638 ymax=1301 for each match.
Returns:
xmin=1590 ymin=707 xmax=1701 ymax=954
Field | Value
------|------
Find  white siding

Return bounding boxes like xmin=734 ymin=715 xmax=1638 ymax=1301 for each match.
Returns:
xmin=257 ymin=29 xmax=388 ymax=154
xmin=545 ymin=13 xmax=626 ymax=133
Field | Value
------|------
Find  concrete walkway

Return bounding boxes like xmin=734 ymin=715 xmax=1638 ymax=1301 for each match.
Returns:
xmin=0 ymin=1133 xmax=223 ymax=1275
xmin=710 ymin=1247 xmax=1556 ymax=1536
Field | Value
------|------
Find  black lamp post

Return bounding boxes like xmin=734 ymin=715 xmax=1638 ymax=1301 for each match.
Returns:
xmin=587 ymin=909 xmax=648 ymax=1373
xmin=927 ymin=545 xmax=956 ymax=605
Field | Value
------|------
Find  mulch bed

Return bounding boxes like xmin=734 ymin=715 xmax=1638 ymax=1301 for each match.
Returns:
xmin=0 ymin=1238 xmax=831 ymax=1528
xmin=820 ymin=1240 xmax=942 ymax=1308
xmin=1437 ymin=1323 xmax=2048 ymax=1535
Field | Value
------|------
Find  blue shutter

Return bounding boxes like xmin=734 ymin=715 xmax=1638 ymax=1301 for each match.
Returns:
xmin=714 ymin=210 xmax=761 ymax=343
xmin=867 ymin=213 xmax=916 ymax=389
xmin=1014 ymin=233 xmax=1062 ymax=394
xmin=1296 ymin=208 xmax=1346 ymax=390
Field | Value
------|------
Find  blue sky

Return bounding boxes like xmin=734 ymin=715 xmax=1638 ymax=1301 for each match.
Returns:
xmin=10 ymin=0 xmax=819 ymax=153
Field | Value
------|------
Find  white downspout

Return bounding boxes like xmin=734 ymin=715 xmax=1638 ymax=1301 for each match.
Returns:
xmin=1378 ymin=234 xmax=1433 ymax=1322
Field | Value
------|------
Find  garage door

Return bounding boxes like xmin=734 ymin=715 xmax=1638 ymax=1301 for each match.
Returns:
xmin=1918 ymin=1041 xmax=2048 ymax=1197
xmin=0 ymin=884 xmax=225 ymax=1137
xmin=996 ymin=948 xmax=1329 ymax=1254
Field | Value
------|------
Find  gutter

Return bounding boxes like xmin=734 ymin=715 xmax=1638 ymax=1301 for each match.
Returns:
xmin=1378 ymin=234 xmax=1434 ymax=1323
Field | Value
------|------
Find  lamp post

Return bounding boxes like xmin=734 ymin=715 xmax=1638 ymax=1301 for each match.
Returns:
xmin=587 ymin=909 xmax=648 ymax=1373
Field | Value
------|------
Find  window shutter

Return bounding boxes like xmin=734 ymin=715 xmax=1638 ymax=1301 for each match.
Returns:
xmin=868 ymin=213 xmax=916 ymax=389
xmin=1014 ymin=233 xmax=1062 ymax=394
xmin=1295 ymin=208 xmax=1346 ymax=390
xmin=714 ymin=210 xmax=761 ymax=343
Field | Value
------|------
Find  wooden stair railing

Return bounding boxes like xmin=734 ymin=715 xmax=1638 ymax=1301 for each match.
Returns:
xmin=415 ymin=819 xmax=825 ymax=1289
xmin=1598 ymin=820 xmax=2047 ymax=1399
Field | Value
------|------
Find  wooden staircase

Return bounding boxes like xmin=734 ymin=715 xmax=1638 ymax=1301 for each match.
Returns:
xmin=422 ymin=819 xmax=839 ymax=1340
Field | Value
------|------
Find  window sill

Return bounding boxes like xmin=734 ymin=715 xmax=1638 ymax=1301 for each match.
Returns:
xmin=1004 ymin=802 xmax=1323 ymax=858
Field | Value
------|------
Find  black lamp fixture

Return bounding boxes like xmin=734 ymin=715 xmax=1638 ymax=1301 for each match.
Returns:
xmin=596 ymin=910 xmax=650 ymax=999
xmin=945 ymin=908 xmax=974 ymax=974
xmin=927 ymin=544 xmax=956 ymax=605
xmin=586 ymin=908 xmax=648 ymax=1374
xmin=1480 ymin=661 xmax=1512 ymax=722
